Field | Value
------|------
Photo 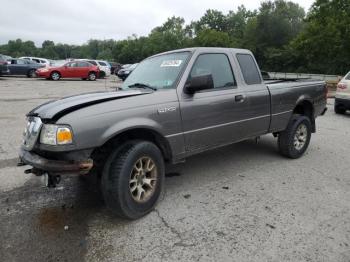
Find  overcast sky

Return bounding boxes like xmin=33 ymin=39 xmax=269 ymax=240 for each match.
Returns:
xmin=0 ymin=0 xmax=315 ymax=46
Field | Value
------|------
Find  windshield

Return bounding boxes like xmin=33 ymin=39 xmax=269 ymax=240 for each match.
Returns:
xmin=122 ymin=52 xmax=190 ymax=90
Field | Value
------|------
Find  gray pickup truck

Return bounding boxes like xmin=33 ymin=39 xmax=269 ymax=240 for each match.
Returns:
xmin=19 ymin=47 xmax=327 ymax=219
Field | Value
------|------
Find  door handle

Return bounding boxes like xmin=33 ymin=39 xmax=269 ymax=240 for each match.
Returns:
xmin=235 ymin=95 xmax=245 ymax=102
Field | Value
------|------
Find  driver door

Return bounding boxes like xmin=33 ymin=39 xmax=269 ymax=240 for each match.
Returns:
xmin=179 ymin=52 xmax=249 ymax=153
xmin=63 ymin=62 xmax=78 ymax=78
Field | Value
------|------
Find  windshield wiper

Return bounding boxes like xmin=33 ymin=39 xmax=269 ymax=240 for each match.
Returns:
xmin=128 ymin=83 xmax=157 ymax=91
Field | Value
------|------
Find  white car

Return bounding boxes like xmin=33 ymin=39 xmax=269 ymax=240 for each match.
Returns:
xmin=335 ymin=71 xmax=350 ymax=114
xmin=80 ymin=59 xmax=111 ymax=78
xmin=19 ymin=57 xmax=52 ymax=67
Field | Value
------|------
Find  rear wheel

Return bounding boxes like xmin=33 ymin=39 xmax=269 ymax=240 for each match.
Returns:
xmin=27 ymin=69 xmax=36 ymax=78
xmin=278 ymin=115 xmax=312 ymax=159
xmin=88 ymin=72 xmax=97 ymax=81
xmin=50 ymin=71 xmax=60 ymax=81
xmin=101 ymin=141 xmax=164 ymax=219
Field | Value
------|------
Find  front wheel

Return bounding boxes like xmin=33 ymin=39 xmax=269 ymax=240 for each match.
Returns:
xmin=278 ymin=115 xmax=312 ymax=159
xmin=50 ymin=71 xmax=60 ymax=81
xmin=99 ymin=71 xmax=106 ymax=78
xmin=101 ymin=141 xmax=164 ymax=219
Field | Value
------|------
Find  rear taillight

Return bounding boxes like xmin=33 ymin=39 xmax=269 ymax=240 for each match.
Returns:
xmin=337 ymin=83 xmax=347 ymax=90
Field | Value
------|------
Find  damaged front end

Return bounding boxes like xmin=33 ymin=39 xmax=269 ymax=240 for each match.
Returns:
xmin=18 ymin=116 xmax=93 ymax=187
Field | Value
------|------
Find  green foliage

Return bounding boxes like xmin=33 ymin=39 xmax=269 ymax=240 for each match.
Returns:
xmin=291 ymin=0 xmax=350 ymax=74
xmin=195 ymin=29 xmax=234 ymax=47
xmin=1 ymin=0 xmax=348 ymax=75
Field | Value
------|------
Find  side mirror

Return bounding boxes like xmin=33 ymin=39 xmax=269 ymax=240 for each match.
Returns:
xmin=184 ymin=74 xmax=214 ymax=94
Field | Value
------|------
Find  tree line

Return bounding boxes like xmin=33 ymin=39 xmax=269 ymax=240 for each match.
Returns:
xmin=0 ymin=0 xmax=349 ymax=75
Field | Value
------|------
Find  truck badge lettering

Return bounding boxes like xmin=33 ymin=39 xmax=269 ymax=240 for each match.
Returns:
xmin=158 ymin=107 xmax=176 ymax=114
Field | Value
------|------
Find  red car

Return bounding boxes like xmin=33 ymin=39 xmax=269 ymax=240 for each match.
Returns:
xmin=36 ymin=61 xmax=99 ymax=81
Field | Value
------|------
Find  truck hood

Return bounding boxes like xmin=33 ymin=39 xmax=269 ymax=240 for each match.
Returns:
xmin=27 ymin=90 xmax=152 ymax=121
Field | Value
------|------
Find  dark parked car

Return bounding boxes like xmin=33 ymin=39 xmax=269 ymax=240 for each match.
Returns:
xmin=108 ymin=62 xmax=122 ymax=75
xmin=0 ymin=54 xmax=10 ymax=76
xmin=117 ymin=63 xmax=138 ymax=80
xmin=7 ymin=58 xmax=45 ymax=77
xmin=19 ymin=47 xmax=327 ymax=219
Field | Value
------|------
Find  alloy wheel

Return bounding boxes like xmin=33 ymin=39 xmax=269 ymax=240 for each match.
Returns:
xmin=129 ymin=157 xmax=158 ymax=203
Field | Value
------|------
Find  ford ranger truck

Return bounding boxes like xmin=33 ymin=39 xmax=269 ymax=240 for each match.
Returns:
xmin=19 ymin=48 xmax=328 ymax=219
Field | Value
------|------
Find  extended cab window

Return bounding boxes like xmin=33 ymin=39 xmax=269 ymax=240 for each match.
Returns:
xmin=189 ymin=54 xmax=235 ymax=89
xmin=236 ymin=54 xmax=261 ymax=85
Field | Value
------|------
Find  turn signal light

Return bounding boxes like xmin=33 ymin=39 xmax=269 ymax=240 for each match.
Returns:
xmin=57 ymin=127 xmax=73 ymax=144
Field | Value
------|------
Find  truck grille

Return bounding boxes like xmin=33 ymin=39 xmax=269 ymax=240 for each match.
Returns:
xmin=23 ymin=117 xmax=42 ymax=150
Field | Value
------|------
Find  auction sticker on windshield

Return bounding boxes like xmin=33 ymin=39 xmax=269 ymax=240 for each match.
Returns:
xmin=160 ymin=60 xmax=182 ymax=67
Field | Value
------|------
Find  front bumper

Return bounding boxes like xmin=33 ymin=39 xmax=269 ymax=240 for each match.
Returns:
xmin=19 ymin=148 xmax=93 ymax=175
xmin=0 ymin=68 xmax=10 ymax=75
xmin=36 ymin=71 xmax=50 ymax=78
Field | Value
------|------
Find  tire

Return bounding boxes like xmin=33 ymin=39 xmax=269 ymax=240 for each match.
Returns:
xmin=278 ymin=115 xmax=312 ymax=159
xmin=27 ymin=69 xmax=36 ymax=78
xmin=334 ymin=104 xmax=346 ymax=114
xmin=50 ymin=71 xmax=60 ymax=81
xmin=99 ymin=71 xmax=106 ymax=78
xmin=101 ymin=141 xmax=164 ymax=219
xmin=88 ymin=72 xmax=97 ymax=81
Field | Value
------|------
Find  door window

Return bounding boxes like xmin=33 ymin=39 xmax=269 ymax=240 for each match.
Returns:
xmin=189 ymin=53 xmax=236 ymax=89
xmin=16 ymin=59 xmax=26 ymax=65
xmin=77 ymin=62 xmax=89 ymax=67
xmin=87 ymin=60 xmax=97 ymax=66
xmin=67 ymin=62 xmax=78 ymax=67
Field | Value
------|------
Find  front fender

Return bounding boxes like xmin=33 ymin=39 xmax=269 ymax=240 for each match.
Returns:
xmin=100 ymin=117 xmax=164 ymax=145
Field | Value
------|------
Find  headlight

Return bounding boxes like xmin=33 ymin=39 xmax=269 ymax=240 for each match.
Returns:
xmin=124 ymin=70 xmax=130 ymax=74
xmin=40 ymin=124 xmax=73 ymax=145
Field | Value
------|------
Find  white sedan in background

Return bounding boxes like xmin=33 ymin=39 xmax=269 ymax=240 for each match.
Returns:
xmin=80 ymin=59 xmax=111 ymax=78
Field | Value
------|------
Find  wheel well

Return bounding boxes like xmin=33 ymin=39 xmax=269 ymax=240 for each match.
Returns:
xmin=88 ymin=71 xmax=96 ymax=75
xmin=293 ymin=100 xmax=315 ymax=132
xmin=51 ymin=71 xmax=60 ymax=76
xmin=92 ymin=128 xmax=172 ymax=164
